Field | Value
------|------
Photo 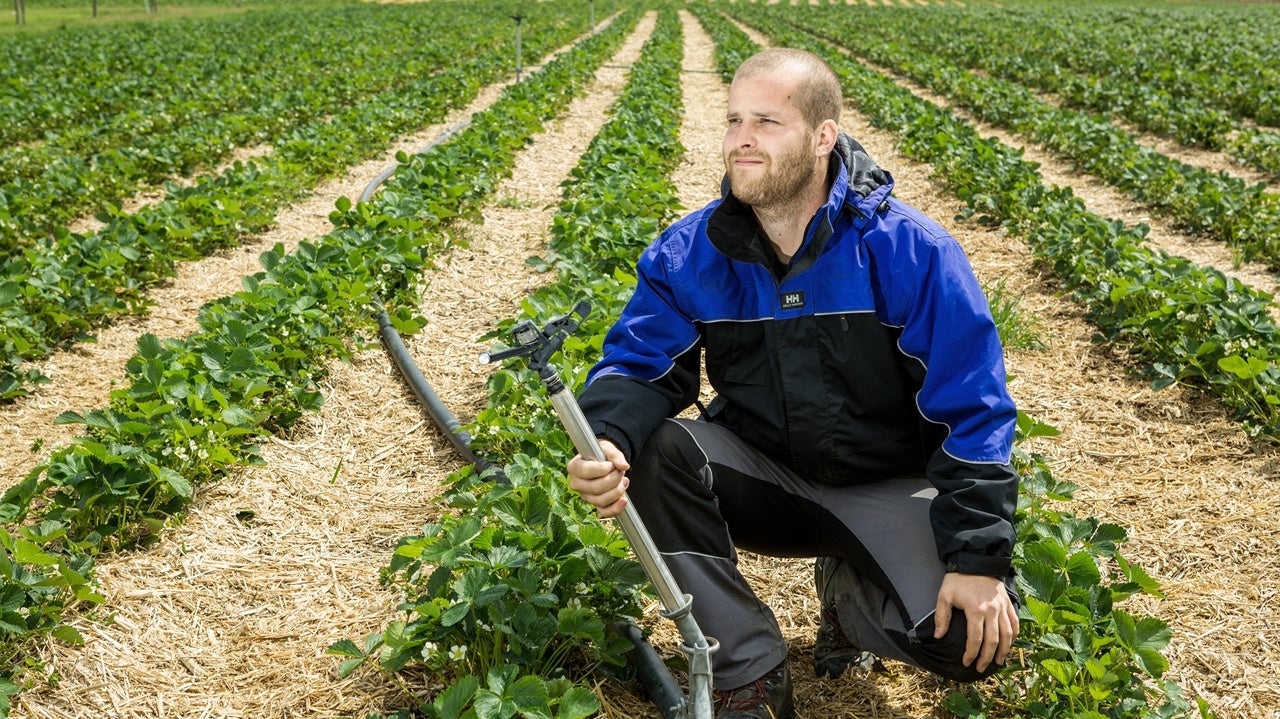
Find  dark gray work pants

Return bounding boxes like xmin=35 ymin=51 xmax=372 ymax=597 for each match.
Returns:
xmin=625 ymin=418 xmax=1015 ymax=689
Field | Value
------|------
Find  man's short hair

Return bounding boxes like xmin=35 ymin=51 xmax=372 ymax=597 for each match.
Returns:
xmin=732 ymin=48 xmax=843 ymax=128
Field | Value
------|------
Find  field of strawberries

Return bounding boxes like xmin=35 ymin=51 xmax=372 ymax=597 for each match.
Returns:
xmin=2 ymin=1 xmax=1278 ymax=717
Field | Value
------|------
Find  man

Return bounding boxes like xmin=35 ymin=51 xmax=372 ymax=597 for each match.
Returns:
xmin=568 ymin=48 xmax=1020 ymax=719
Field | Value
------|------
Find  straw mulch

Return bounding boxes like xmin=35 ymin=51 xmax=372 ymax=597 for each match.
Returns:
xmin=6 ymin=8 xmax=1279 ymax=719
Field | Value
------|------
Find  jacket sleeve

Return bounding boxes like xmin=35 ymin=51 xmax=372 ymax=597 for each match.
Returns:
xmin=880 ymin=210 xmax=1019 ymax=577
xmin=577 ymin=238 xmax=702 ymax=461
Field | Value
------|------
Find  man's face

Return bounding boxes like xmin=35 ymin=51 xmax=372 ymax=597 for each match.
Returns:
xmin=723 ymin=70 xmax=820 ymax=210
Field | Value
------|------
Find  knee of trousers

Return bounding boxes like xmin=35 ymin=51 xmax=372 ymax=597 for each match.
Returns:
xmin=892 ymin=611 xmax=1006 ymax=683
xmin=626 ymin=420 xmax=710 ymax=506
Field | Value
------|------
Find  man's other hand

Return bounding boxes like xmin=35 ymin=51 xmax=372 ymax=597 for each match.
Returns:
xmin=934 ymin=571 xmax=1019 ymax=673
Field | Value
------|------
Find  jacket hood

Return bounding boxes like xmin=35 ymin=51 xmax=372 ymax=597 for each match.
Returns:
xmin=834 ymin=131 xmax=891 ymax=203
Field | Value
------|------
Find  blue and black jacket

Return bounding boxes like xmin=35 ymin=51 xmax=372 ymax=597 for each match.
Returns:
xmin=579 ymin=133 xmax=1019 ymax=577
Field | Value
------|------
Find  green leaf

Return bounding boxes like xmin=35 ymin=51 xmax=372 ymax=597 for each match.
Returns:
xmin=1040 ymin=658 xmax=1076 ymax=686
xmin=337 ymin=657 xmax=364 ymax=678
xmin=13 ymin=539 xmax=59 ymax=566
xmin=1015 ymin=411 xmax=1061 ymax=440
xmin=1116 ymin=554 xmax=1165 ymax=598
xmin=155 ymin=465 xmax=192 ymax=498
xmin=435 ymin=675 xmax=480 ymax=719
xmin=1136 ymin=648 xmax=1170 ymax=679
xmin=1019 ymin=560 xmax=1067 ymax=603
xmin=556 ymin=607 xmax=605 ymax=646
xmin=1065 ymin=551 xmax=1101 ymax=588
xmin=1133 ymin=616 xmax=1173 ymax=652
xmin=53 ymin=410 xmax=86 ymax=426
xmin=441 ymin=601 xmax=470 ymax=627
xmin=1036 ymin=632 xmax=1074 ymax=655
xmin=554 ymin=686 xmax=600 ymax=719
xmin=1023 ymin=540 xmax=1068 ymax=569
xmin=136 ymin=333 xmax=164 ymax=360
xmin=472 ymin=689 xmax=505 ymax=719
xmin=942 ymin=690 xmax=985 ymax=718
xmin=326 ymin=638 xmax=363 ymax=658
xmin=508 ymin=674 xmax=549 ymax=710
xmin=51 ymin=624 xmax=86 ymax=645
xmin=1218 ymin=354 xmax=1270 ymax=380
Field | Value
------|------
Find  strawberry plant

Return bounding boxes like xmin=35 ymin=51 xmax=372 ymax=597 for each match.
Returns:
xmin=0 ymin=2 xmax=538 ymax=250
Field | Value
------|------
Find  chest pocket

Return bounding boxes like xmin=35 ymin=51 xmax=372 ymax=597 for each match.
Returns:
xmin=703 ymin=321 xmax=769 ymax=387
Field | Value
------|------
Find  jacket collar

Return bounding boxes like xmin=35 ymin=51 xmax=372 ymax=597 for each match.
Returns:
xmin=708 ymin=132 xmax=893 ymax=276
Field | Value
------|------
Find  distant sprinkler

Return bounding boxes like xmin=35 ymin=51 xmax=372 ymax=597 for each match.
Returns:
xmin=511 ymin=13 xmax=524 ymax=82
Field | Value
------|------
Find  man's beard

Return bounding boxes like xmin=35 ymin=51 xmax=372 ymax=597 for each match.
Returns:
xmin=726 ymin=135 xmax=817 ymax=210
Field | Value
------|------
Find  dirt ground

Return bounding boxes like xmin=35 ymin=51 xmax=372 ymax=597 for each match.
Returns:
xmin=4 ymin=7 xmax=1277 ymax=719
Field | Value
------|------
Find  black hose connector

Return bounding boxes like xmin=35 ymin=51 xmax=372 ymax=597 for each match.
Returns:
xmin=613 ymin=620 xmax=685 ymax=719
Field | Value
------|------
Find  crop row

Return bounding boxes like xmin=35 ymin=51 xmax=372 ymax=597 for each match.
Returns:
xmin=692 ymin=5 xmax=1216 ymax=718
xmin=0 ymin=2 xmax=366 ymax=146
xmin=779 ymin=5 xmax=1280 ymax=270
xmin=926 ymin=7 xmax=1274 ymax=177
xmin=331 ymin=12 xmax=689 ymax=717
xmin=850 ymin=5 xmax=1280 ymax=180
xmin=974 ymin=5 xmax=1280 ymax=129
xmin=0 ymin=4 xmax=593 ymax=402
xmin=0 ymin=9 xmax=636 ymax=716
xmin=0 ymin=2 xmax=531 ymax=251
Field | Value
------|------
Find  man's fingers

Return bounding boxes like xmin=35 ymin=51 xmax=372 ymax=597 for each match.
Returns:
xmin=996 ymin=602 xmax=1018 ymax=665
xmin=565 ymin=440 xmax=631 ymax=519
xmin=568 ymin=472 xmax=629 ymax=517
xmin=964 ymin=613 xmax=985 ymax=668
xmin=599 ymin=442 xmax=630 ymax=471
xmin=567 ymin=455 xmax=615 ymax=481
xmin=972 ymin=601 xmax=1018 ymax=671
xmin=933 ymin=599 xmax=952 ymax=640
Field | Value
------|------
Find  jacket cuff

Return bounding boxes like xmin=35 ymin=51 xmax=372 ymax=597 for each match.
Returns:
xmin=944 ymin=552 xmax=1013 ymax=578
xmin=590 ymin=421 xmax=634 ymax=462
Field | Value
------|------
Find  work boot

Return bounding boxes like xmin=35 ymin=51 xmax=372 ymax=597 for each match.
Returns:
xmin=814 ymin=601 xmax=882 ymax=678
xmin=813 ymin=557 xmax=883 ymax=679
xmin=715 ymin=660 xmax=794 ymax=719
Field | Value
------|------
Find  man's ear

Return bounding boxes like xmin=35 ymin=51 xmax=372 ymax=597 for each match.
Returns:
xmin=815 ymin=119 xmax=839 ymax=156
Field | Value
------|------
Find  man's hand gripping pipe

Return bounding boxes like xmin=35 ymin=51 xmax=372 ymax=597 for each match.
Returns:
xmin=480 ymin=301 xmax=717 ymax=719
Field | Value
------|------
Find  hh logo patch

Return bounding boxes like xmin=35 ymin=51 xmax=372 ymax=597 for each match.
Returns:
xmin=780 ymin=290 xmax=805 ymax=310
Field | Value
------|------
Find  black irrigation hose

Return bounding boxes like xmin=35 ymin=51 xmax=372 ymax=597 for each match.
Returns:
xmin=614 ymin=620 xmax=685 ymax=719
xmin=359 ymin=120 xmax=472 ymax=204
xmin=374 ymin=311 xmax=490 ymax=470
xmin=365 ymin=119 xmax=499 ymax=475
xmin=360 ymin=113 xmax=683 ymax=719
